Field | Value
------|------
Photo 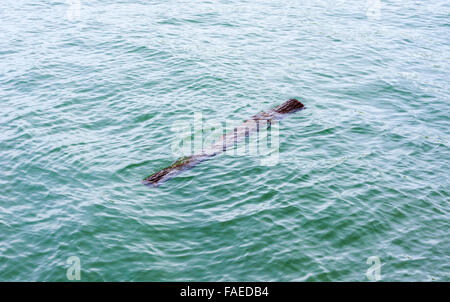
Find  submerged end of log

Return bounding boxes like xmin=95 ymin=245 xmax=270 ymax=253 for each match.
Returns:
xmin=142 ymin=154 xmax=211 ymax=187
xmin=142 ymin=155 xmax=196 ymax=186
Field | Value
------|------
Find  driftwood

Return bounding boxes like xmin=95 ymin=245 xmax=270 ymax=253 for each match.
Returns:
xmin=142 ymin=99 xmax=304 ymax=187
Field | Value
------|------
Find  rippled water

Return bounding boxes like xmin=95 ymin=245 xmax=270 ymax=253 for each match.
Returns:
xmin=1 ymin=0 xmax=449 ymax=281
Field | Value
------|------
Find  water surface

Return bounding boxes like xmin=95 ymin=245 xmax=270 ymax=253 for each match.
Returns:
xmin=0 ymin=0 xmax=449 ymax=281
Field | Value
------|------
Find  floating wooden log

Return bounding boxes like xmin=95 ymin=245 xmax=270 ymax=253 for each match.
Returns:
xmin=142 ymin=99 xmax=305 ymax=187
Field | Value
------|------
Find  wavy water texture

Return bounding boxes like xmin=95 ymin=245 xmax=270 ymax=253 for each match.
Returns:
xmin=0 ymin=0 xmax=449 ymax=281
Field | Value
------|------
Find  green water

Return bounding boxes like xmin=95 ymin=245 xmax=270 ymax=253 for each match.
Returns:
xmin=1 ymin=0 xmax=449 ymax=281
